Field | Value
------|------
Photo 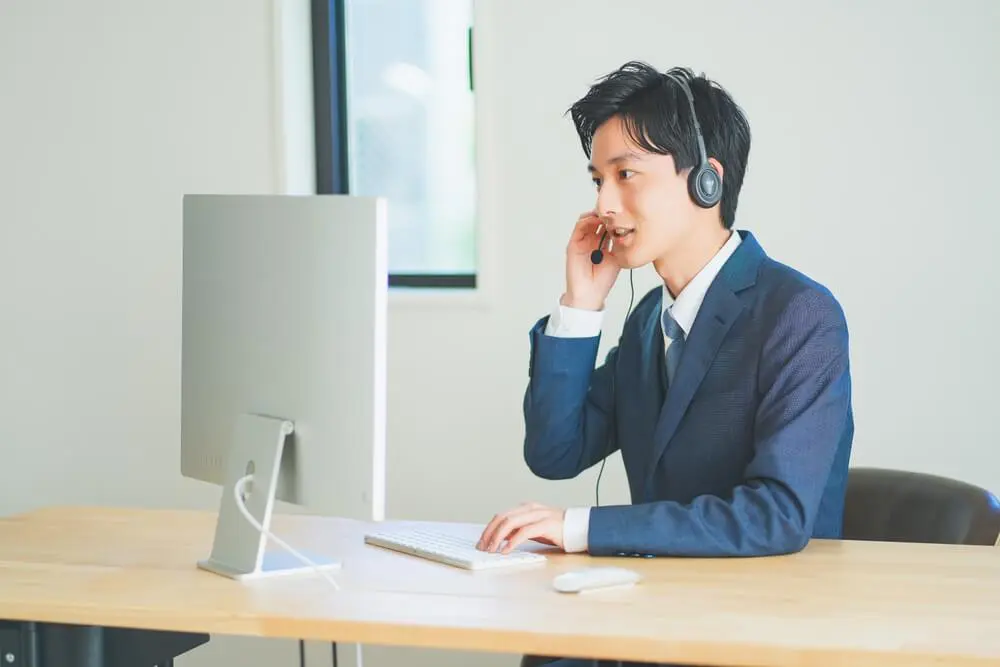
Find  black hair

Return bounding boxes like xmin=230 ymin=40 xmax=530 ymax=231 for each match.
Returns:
xmin=568 ymin=61 xmax=751 ymax=230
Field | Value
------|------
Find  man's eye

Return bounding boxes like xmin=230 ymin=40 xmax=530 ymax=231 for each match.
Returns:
xmin=620 ymin=169 xmax=634 ymax=180
xmin=592 ymin=178 xmax=602 ymax=188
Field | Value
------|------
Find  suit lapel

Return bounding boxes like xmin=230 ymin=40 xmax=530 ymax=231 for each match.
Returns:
xmin=642 ymin=230 xmax=764 ymax=499
xmin=636 ymin=289 xmax=667 ymax=413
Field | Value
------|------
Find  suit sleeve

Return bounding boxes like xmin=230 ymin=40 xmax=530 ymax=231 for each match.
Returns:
xmin=522 ymin=316 xmax=619 ymax=480
xmin=586 ymin=288 xmax=852 ymax=557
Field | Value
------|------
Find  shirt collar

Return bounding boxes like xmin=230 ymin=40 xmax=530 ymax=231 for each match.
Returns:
xmin=662 ymin=230 xmax=743 ymax=338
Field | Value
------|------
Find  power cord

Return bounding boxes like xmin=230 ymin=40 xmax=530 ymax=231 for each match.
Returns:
xmin=233 ymin=474 xmax=341 ymax=590
xmin=235 ymin=475 xmax=358 ymax=667
xmin=595 ymin=268 xmax=636 ymax=507
xmin=297 ymin=639 xmax=343 ymax=667
xmin=296 ymin=640 xmax=344 ymax=667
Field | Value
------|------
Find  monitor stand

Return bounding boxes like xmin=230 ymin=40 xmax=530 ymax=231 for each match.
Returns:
xmin=197 ymin=413 xmax=342 ymax=580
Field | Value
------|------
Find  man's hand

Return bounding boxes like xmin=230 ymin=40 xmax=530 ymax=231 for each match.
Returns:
xmin=563 ymin=211 xmax=621 ymax=311
xmin=476 ymin=502 xmax=565 ymax=554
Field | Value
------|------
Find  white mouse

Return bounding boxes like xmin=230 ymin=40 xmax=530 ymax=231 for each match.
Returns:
xmin=552 ymin=566 xmax=642 ymax=594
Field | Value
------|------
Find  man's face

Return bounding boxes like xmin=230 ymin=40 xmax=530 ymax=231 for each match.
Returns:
xmin=588 ymin=115 xmax=696 ymax=270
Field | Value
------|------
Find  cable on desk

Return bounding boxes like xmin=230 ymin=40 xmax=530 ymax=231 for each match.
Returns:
xmin=233 ymin=474 xmax=340 ymax=590
xmin=235 ymin=476 xmax=361 ymax=666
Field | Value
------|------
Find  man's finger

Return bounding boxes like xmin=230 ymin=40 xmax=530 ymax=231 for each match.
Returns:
xmin=478 ymin=504 xmax=544 ymax=550
xmin=479 ymin=513 xmax=504 ymax=548
xmin=487 ymin=510 xmax=550 ymax=552
xmin=572 ymin=212 xmax=601 ymax=236
xmin=487 ymin=510 xmax=548 ymax=552
xmin=477 ymin=513 xmax=504 ymax=550
xmin=503 ymin=520 xmax=551 ymax=553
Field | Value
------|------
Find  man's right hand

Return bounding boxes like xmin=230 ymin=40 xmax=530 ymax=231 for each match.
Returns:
xmin=562 ymin=211 xmax=621 ymax=311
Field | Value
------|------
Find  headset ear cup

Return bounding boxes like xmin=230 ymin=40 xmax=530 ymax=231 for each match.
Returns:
xmin=689 ymin=163 xmax=723 ymax=208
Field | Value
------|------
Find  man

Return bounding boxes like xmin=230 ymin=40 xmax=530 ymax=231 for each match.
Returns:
xmin=477 ymin=61 xmax=853 ymax=665
xmin=478 ymin=60 xmax=853 ymax=565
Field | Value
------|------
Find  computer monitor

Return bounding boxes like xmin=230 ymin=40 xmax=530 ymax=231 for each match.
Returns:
xmin=180 ymin=194 xmax=387 ymax=580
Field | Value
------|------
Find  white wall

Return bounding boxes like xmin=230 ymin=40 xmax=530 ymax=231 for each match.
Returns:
xmin=1 ymin=1 xmax=998 ymax=667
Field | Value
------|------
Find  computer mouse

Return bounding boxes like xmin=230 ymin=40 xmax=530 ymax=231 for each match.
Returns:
xmin=552 ymin=566 xmax=642 ymax=594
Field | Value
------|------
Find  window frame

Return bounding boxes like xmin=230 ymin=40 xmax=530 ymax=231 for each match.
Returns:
xmin=310 ymin=0 xmax=477 ymax=289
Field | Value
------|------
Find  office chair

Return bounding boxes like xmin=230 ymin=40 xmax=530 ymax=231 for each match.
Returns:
xmin=842 ymin=467 xmax=1000 ymax=546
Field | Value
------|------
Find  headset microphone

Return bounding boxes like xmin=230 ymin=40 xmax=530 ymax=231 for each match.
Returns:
xmin=590 ymin=229 xmax=609 ymax=265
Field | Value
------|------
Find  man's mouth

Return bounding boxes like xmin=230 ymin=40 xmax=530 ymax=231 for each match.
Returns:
xmin=612 ymin=228 xmax=635 ymax=238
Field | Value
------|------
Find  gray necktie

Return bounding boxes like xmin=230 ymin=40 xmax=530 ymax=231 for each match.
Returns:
xmin=662 ymin=308 xmax=685 ymax=389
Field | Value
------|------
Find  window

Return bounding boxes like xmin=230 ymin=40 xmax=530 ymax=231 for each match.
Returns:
xmin=311 ymin=0 xmax=477 ymax=288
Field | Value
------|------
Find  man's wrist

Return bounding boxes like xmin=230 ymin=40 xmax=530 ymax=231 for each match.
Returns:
xmin=545 ymin=298 xmax=604 ymax=338
xmin=560 ymin=292 xmax=604 ymax=312
xmin=562 ymin=506 xmax=591 ymax=553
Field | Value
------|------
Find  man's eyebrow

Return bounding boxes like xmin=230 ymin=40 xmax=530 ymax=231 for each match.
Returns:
xmin=587 ymin=151 xmax=646 ymax=172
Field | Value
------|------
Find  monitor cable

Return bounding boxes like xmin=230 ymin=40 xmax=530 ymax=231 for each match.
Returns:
xmin=235 ymin=475 xmax=358 ymax=667
xmin=233 ymin=474 xmax=341 ymax=590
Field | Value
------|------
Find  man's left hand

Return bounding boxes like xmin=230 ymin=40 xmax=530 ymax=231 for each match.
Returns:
xmin=477 ymin=502 xmax=565 ymax=554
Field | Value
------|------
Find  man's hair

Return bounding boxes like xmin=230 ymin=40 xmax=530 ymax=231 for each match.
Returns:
xmin=568 ymin=61 xmax=751 ymax=230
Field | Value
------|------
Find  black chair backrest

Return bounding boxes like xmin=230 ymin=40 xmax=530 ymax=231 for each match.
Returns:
xmin=843 ymin=467 xmax=1000 ymax=546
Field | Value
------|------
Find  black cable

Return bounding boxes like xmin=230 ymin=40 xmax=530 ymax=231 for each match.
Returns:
xmin=595 ymin=269 xmax=635 ymax=507
xmin=298 ymin=640 xmax=340 ymax=667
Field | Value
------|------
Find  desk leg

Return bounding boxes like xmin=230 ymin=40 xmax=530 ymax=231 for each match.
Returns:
xmin=0 ymin=620 xmax=209 ymax=667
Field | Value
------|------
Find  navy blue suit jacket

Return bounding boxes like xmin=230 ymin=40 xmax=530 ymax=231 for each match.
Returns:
xmin=524 ymin=230 xmax=854 ymax=557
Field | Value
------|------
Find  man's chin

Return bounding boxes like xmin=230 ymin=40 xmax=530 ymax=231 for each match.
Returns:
xmin=614 ymin=249 xmax=649 ymax=270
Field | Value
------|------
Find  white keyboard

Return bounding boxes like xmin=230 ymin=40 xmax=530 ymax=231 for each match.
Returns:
xmin=363 ymin=526 xmax=547 ymax=570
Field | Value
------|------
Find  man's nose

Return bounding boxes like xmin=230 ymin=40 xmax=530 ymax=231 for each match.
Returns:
xmin=596 ymin=182 xmax=621 ymax=220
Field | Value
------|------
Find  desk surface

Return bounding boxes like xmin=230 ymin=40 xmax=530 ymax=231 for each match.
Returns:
xmin=0 ymin=506 xmax=998 ymax=666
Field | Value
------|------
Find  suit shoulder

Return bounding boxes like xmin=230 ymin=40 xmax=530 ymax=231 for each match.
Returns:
xmin=623 ymin=285 xmax=660 ymax=325
xmin=602 ymin=284 xmax=660 ymax=348
xmin=756 ymin=258 xmax=847 ymax=329
xmin=633 ymin=284 xmax=662 ymax=313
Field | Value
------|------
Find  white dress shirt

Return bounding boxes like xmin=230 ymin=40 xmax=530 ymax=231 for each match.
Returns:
xmin=543 ymin=230 xmax=742 ymax=552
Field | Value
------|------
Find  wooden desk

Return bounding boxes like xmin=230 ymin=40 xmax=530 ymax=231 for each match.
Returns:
xmin=0 ymin=506 xmax=998 ymax=666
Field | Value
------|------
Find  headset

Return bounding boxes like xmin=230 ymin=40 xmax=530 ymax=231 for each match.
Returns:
xmin=666 ymin=71 xmax=723 ymax=209
xmin=588 ymin=70 xmax=720 ymax=505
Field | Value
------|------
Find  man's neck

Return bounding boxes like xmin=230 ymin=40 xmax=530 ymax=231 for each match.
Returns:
xmin=654 ymin=225 xmax=732 ymax=298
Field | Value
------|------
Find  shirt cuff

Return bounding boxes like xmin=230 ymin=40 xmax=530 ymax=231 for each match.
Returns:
xmin=562 ymin=506 xmax=591 ymax=553
xmin=544 ymin=300 xmax=604 ymax=338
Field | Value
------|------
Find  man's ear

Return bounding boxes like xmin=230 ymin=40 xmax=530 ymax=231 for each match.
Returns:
xmin=708 ymin=157 xmax=725 ymax=181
